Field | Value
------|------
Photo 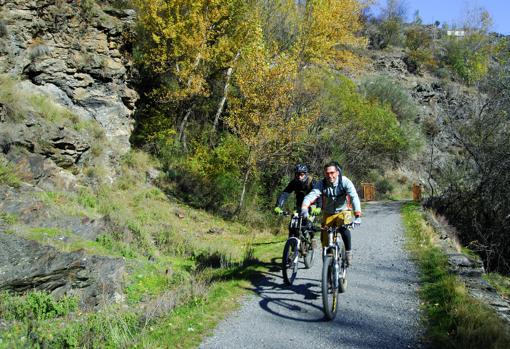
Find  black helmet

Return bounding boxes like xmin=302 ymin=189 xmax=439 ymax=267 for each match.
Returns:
xmin=294 ymin=164 xmax=308 ymax=174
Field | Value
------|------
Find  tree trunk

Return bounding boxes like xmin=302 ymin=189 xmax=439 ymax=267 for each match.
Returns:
xmin=212 ymin=51 xmax=240 ymax=134
xmin=178 ymin=106 xmax=193 ymax=150
xmin=236 ymin=166 xmax=251 ymax=215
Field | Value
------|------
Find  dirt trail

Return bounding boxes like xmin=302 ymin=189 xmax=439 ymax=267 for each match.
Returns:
xmin=200 ymin=201 xmax=423 ymax=349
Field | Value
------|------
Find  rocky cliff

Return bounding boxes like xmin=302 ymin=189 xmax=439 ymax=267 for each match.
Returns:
xmin=0 ymin=0 xmax=138 ymax=188
xmin=0 ymin=0 xmax=138 ymax=306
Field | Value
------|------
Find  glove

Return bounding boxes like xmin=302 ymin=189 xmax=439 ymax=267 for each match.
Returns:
xmin=300 ymin=208 xmax=309 ymax=219
xmin=311 ymin=207 xmax=321 ymax=216
xmin=274 ymin=207 xmax=283 ymax=215
xmin=353 ymin=217 xmax=361 ymax=227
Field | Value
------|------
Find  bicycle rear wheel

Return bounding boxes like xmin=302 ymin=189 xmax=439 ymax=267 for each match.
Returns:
xmin=322 ymin=255 xmax=338 ymax=320
xmin=282 ymin=238 xmax=299 ymax=285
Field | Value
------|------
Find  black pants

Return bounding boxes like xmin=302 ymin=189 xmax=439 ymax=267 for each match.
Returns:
xmin=321 ymin=226 xmax=351 ymax=251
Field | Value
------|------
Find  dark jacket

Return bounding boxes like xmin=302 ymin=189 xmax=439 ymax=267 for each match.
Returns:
xmin=276 ymin=176 xmax=318 ymax=211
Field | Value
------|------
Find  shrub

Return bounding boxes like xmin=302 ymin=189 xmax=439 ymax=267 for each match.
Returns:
xmin=28 ymin=38 xmax=51 ymax=60
xmin=359 ymin=75 xmax=419 ymax=123
xmin=441 ymin=33 xmax=492 ymax=85
xmin=0 ymin=291 xmax=78 ymax=321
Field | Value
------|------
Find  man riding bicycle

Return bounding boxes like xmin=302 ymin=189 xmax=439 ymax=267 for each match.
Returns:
xmin=274 ymin=164 xmax=320 ymax=215
xmin=274 ymin=164 xmax=321 ymax=240
xmin=300 ymin=161 xmax=361 ymax=267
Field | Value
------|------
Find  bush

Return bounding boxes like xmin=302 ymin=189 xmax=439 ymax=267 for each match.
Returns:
xmin=0 ymin=291 xmax=78 ymax=322
xmin=441 ymin=33 xmax=492 ymax=85
xmin=359 ymin=75 xmax=419 ymax=123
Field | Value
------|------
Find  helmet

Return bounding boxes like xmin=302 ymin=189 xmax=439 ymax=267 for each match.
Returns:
xmin=294 ymin=164 xmax=308 ymax=174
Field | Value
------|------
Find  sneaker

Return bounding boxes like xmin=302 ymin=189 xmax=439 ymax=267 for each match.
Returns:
xmin=345 ymin=250 xmax=353 ymax=267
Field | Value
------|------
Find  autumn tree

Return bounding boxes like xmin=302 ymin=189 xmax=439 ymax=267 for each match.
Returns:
xmin=225 ymin=37 xmax=310 ymax=212
xmin=133 ymin=0 xmax=253 ymax=148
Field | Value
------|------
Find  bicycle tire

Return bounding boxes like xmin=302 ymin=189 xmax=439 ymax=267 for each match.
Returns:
xmin=303 ymin=238 xmax=315 ymax=269
xmin=282 ymin=238 xmax=299 ymax=285
xmin=322 ymin=255 xmax=338 ymax=320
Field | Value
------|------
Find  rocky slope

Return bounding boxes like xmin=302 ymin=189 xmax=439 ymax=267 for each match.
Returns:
xmin=0 ymin=0 xmax=138 ymax=306
xmin=0 ymin=0 xmax=138 ymax=187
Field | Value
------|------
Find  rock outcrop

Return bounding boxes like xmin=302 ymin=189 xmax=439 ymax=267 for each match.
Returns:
xmin=0 ymin=0 xmax=138 ymax=176
xmin=0 ymin=231 xmax=125 ymax=308
xmin=0 ymin=0 xmax=138 ymax=307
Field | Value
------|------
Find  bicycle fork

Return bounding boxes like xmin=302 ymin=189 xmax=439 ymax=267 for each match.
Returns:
xmin=323 ymin=231 xmax=340 ymax=289
xmin=289 ymin=237 xmax=301 ymax=264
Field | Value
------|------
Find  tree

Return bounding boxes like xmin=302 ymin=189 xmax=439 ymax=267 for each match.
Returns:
xmin=133 ymin=0 xmax=254 ymax=147
xmin=293 ymin=0 xmax=367 ymax=70
xmin=225 ymin=38 xmax=312 ymax=212
xmin=429 ymin=64 xmax=510 ymax=273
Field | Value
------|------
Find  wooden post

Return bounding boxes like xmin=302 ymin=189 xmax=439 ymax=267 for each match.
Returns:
xmin=361 ymin=182 xmax=376 ymax=202
xmin=412 ymin=183 xmax=422 ymax=202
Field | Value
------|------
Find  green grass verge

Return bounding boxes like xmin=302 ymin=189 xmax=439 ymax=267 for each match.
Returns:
xmin=402 ymin=203 xmax=510 ymax=349
xmin=0 ymin=237 xmax=284 ymax=348
xmin=132 ymin=239 xmax=284 ymax=348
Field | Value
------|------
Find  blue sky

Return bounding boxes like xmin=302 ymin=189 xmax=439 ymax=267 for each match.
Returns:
xmin=372 ymin=0 xmax=510 ymax=35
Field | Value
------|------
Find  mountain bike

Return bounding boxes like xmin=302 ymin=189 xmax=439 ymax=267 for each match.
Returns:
xmin=321 ymin=222 xmax=353 ymax=320
xmin=281 ymin=212 xmax=317 ymax=285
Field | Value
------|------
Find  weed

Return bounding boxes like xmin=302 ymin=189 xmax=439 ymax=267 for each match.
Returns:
xmin=77 ymin=188 xmax=98 ymax=209
xmin=28 ymin=38 xmax=51 ymax=60
xmin=0 ymin=156 xmax=21 ymax=187
xmin=484 ymin=273 xmax=510 ymax=300
xmin=0 ymin=211 xmax=17 ymax=225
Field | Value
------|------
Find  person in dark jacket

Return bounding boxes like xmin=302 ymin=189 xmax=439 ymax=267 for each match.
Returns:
xmin=274 ymin=164 xmax=321 ymax=215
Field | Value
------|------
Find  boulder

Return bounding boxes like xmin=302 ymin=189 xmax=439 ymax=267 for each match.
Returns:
xmin=0 ymin=232 xmax=125 ymax=308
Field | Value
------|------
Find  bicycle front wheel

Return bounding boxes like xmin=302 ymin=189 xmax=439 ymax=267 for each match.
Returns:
xmin=322 ymin=255 xmax=338 ymax=320
xmin=282 ymin=238 xmax=299 ymax=285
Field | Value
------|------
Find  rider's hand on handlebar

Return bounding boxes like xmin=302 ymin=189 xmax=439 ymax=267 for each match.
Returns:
xmin=300 ymin=208 xmax=309 ymax=219
xmin=353 ymin=217 xmax=361 ymax=227
xmin=274 ymin=207 xmax=283 ymax=215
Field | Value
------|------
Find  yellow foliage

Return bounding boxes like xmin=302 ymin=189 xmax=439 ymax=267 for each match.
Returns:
xmin=133 ymin=0 xmax=246 ymax=102
xmin=295 ymin=0 xmax=367 ymax=69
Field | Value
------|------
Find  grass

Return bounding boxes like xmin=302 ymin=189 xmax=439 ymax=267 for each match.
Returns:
xmin=0 ymin=74 xmax=104 ymax=138
xmin=0 ymin=211 xmax=18 ymax=225
xmin=0 ymin=148 xmax=287 ymax=348
xmin=484 ymin=273 xmax=510 ymax=300
xmin=0 ymin=156 xmax=21 ymax=188
xmin=0 ymin=291 xmax=78 ymax=322
xmin=402 ymin=203 xmax=510 ymax=349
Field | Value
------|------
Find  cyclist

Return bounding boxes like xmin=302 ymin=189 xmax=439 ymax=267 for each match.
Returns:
xmin=274 ymin=164 xmax=321 ymax=241
xmin=274 ymin=164 xmax=320 ymax=215
xmin=300 ymin=161 xmax=361 ymax=267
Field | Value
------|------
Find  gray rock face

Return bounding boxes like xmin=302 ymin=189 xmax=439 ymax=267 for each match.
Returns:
xmin=0 ymin=232 xmax=125 ymax=308
xmin=0 ymin=116 xmax=92 ymax=189
xmin=0 ymin=0 xmax=138 ymax=155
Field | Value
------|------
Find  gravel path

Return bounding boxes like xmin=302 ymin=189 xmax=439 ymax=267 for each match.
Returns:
xmin=200 ymin=201 xmax=422 ymax=349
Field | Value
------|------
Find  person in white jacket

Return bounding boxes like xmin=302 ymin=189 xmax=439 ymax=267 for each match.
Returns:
xmin=301 ymin=161 xmax=361 ymax=266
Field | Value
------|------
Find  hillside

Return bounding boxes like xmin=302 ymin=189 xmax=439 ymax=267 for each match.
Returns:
xmin=1 ymin=0 xmax=510 ymax=347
